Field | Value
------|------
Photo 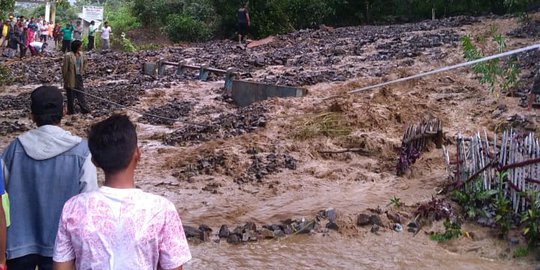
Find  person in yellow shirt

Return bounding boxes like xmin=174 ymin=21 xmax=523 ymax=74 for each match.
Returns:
xmin=1 ymin=18 xmax=12 ymax=48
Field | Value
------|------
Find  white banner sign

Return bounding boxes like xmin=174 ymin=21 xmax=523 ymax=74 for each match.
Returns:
xmin=82 ymin=6 xmax=104 ymax=22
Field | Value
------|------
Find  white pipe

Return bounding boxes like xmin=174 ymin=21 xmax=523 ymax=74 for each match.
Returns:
xmin=349 ymin=43 xmax=540 ymax=94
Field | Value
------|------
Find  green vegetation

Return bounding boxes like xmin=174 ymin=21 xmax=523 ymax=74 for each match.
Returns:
xmin=119 ymin=33 xmax=137 ymax=52
xmin=387 ymin=196 xmax=402 ymax=209
xmin=0 ymin=64 xmax=13 ymax=86
xmin=493 ymin=171 xmax=513 ymax=236
xmin=0 ymin=0 xmax=15 ymax=19
xmin=452 ymin=179 xmax=497 ymax=219
xmin=429 ymin=219 xmax=462 ymax=242
xmin=513 ymin=246 xmax=529 ymax=258
xmin=105 ymin=1 xmax=141 ymax=34
xmin=164 ymin=14 xmax=213 ymax=43
xmin=5 ymin=0 xmax=537 ymax=43
xmin=461 ymin=27 xmax=520 ymax=94
xmin=521 ymin=191 xmax=540 ymax=248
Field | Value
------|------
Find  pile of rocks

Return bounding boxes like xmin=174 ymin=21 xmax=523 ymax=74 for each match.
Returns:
xmin=164 ymin=104 xmax=267 ymax=145
xmin=0 ymin=93 xmax=30 ymax=111
xmin=171 ymin=148 xmax=297 ymax=186
xmin=86 ymin=82 xmax=144 ymax=117
xmin=509 ymin=19 xmax=540 ymax=38
xmin=183 ymin=208 xmax=339 ymax=244
xmin=234 ymin=149 xmax=297 ymax=184
xmin=0 ymin=121 xmax=28 ymax=136
xmin=140 ymin=99 xmax=193 ymax=125
xmin=172 ymin=151 xmax=229 ymax=182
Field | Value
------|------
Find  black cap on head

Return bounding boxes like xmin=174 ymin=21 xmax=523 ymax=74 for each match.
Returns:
xmin=31 ymin=86 xmax=63 ymax=116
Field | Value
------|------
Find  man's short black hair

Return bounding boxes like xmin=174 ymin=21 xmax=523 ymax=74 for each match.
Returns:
xmin=88 ymin=114 xmax=138 ymax=175
xmin=71 ymin=40 xmax=82 ymax=53
xmin=31 ymin=86 xmax=64 ymax=126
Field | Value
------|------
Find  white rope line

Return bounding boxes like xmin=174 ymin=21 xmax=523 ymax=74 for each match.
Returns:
xmin=347 ymin=43 xmax=540 ymax=95
xmin=71 ymin=88 xmax=208 ymax=127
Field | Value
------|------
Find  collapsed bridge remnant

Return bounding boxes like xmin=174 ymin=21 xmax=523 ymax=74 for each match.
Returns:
xmin=142 ymin=60 xmax=238 ymax=88
xmin=231 ymin=80 xmax=307 ymax=107
xmin=142 ymin=61 xmax=308 ymax=107
xmin=397 ymin=118 xmax=443 ymax=176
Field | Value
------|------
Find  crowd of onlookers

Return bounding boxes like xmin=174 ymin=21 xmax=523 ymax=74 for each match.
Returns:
xmin=0 ymin=15 xmax=112 ymax=59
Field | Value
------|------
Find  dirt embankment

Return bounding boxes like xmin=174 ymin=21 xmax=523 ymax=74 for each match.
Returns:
xmin=1 ymin=14 xmax=540 ymax=269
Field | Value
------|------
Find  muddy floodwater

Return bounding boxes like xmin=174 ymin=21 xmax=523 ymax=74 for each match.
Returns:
xmin=1 ymin=14 xmax=540 ymax=270
xmin=189 ymin=235 xmax=530 ymax=269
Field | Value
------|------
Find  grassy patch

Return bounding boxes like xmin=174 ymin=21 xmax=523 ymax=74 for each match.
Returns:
xmin=292 ymin=112 xmax=352 ymax=140
xmin=513 ymin=246 xmax=529 ymax=258
xmin=0 ymin=64 xmax=13 ymax=86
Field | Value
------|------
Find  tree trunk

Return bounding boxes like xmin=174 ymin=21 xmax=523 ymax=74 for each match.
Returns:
xmin=51 ymin=2 xmax=57 ymax=25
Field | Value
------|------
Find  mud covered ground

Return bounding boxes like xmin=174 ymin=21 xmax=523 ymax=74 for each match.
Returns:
xmin=1 ymin=14 xmax=540 ymax=269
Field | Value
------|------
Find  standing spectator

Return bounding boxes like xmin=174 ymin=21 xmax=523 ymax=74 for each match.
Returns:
xmin=1 ymin=86 xmax=98 ymax=270
xmin=40 ymin=22 xmax=48 ymax=43
xmin=28 ymin=18 xmax=37 ymax=36
xmin=53 ymin=23 xmax=61 ymax=49
xmin=4 ymin=24 xmax=19 ymax=58
xmin=19 ymin=26 xmax=28 ymax=59
xmin=59 ymin=23 xmax=74 ymax=53
xmin=1 ymin=18 xmax=9 ymax=49
xmin=48 ymin=21 xmax=53 ymax=40
xmin=53 ymin=115 xmax=192 ymax=270
xmin=100 ymin=21 xmax=112 ymax=51
xmin=73 ymin=21 xmax=83 ymax=41
xmin=87 ymin=21 xmax=96 ymax=51
xmin=237 ymin=3 xmax=250 ymax=44
xmin=0 ymin=19 xmax=4 ymax=50
xmin=35 ymin=19 xmax=42 ymax=41
xmin=62 ymin=40 xmax=91 ymax=115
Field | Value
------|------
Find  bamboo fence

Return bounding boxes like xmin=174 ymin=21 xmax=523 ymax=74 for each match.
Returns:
xmin=444 ymin=130 xmax=540 ymax=214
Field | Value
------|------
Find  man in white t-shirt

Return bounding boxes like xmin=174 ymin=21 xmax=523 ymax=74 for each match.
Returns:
xmin=53 ymin=115 xmax=192 ymax=270
xmin=100 ymin=21 xmax=112 ymax=51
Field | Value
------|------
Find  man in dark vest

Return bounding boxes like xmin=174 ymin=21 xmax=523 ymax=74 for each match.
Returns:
xmin=237 ymin=3 xmax=250 ymax=44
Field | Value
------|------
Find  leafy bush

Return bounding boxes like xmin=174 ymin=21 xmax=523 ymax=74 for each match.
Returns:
xmin=0 ymin=64 xmax=13 ymax=86
xmin=132 ymin=0 xmax=185 ymax=28
xmin=452 ymin=179 xmax=498 ymax=219
xmin=120 ymin=33 xmax=137 ymax=52
xmin=164 ymin=14 xmax=212 ymax=42
xmin=106 ymin=2 xmax=141 ymax=34
xmin=521 ymin=191 xmax=540 ymax=248
xmin=287 ymin=0 xmax=335 ymax=29
xmin=492 ymin=171 xmax=513 ymax=237
xmin=430 ymin=220 xmax=462 ymax=242
xmin=461 ymin=27 xmax=520 ymax=95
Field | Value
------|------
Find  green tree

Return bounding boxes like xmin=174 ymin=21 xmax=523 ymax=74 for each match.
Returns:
xmin=0 ymin=0 xmax=15 ymax=19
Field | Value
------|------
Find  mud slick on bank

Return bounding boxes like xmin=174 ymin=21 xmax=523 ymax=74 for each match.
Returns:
xmin=1 ymin=13 xmax=540 ymax=269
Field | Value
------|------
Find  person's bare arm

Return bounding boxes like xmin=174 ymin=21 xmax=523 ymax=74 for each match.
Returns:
xmin=246 ymin=12 xmax=251 ymax=26
xmin=53 ymin=260 xmax=76 ymax=270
